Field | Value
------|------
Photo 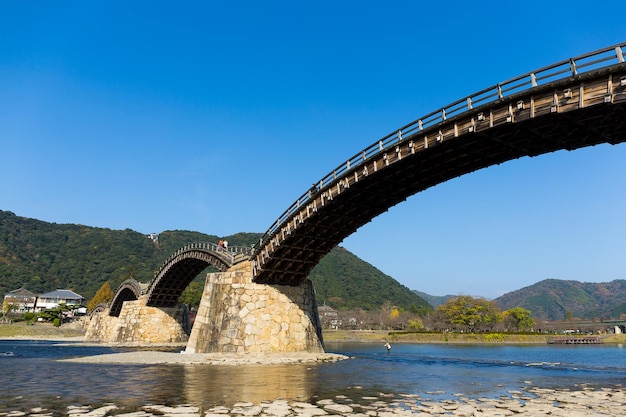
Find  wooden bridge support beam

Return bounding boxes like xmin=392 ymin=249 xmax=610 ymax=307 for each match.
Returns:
xmin=185 ymin=261 xmax=325 ymax=354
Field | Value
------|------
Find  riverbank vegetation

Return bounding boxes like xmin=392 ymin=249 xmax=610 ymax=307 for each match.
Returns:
xmin=323 ymin=329 xmax=626 ymax=344
xmin=3 ymin=322 xmax=625 ymax=345
xmin=322 ymin=296 xmax=536 ymax=333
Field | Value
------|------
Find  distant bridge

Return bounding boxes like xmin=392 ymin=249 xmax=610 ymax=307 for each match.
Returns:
xmin=108 ymin=243 xmax=253 ymax=313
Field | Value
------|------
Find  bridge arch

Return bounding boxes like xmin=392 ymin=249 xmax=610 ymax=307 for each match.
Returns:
xmin=145 ymin=243 xmax=252 ymax=307
xmin=252 ymin=43 xmax=626 ymax=285
xmin=109 ymin=278 xmax=146 ymax=317
xmin=90 ymin=302 xmax=109 ymax=317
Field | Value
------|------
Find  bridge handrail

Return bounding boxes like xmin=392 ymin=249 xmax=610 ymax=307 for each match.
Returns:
xmin=254 ymin=42 xmax=626 ymax=250
xmin=156 ymin=242 xmax=254 ymax=275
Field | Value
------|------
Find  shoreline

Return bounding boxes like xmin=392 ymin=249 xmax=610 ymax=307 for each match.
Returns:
xmin=4 ymin=326 xmax=626 ymax=345
xmin=4 ymin=321 xmax=626 ymax=344
xmin=323 ymin=329 xmax=626 ymax=344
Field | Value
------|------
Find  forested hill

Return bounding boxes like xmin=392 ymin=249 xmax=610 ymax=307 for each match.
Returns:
xmin=310 ymin=246 xmax=430 ymax=312
xmin=494 ymin=278 xmax=626 ymax=320
xmin=0 ymin=210 xmax=430 ymax=313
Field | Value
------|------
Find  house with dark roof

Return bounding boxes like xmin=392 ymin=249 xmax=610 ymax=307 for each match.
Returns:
xmin=3 ymin=287 xmax=38 ymax=313
xmin=35 ymin=289 xmax=84 ymax=312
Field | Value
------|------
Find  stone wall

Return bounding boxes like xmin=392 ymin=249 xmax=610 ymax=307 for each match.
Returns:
xmin=85 ymin=295 xmax=190 ymax=344
xmin=186 ymin=261 xmax=325 ymax=353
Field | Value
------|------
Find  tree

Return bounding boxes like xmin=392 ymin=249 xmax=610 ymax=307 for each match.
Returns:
xmin=2 ymin=301 xmax=18 ymax=323
xmin=407 ymin=318 xmax=424 ymax=331
xmin=436 ymin=295 xmax=502 ymax=332
xmin=38 ymin=303 xmax=72 ymax=324
xmin=503 ymin=307 xmax=535 ymax=332
xmin=379 ymin=301 xmax=394 ymax=329
xmin=180 ymin=281 xmax=204 ymax=309
xmin=87 ymin=281 xmax=114 ymax=312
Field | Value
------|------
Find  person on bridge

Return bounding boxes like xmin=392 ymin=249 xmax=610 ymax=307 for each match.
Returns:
xmin=218 ymin=240 xmax=224 ymax=251
xmin=223 ymin=240 xmax=228 ymax=250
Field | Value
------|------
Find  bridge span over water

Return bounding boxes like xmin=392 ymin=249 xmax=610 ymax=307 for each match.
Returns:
xmin=93 ymin=43 xmax=626 ymax=353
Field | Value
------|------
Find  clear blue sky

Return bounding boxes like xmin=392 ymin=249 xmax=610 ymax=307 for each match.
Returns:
xmin=1 ymin=1 xmax=625 ymax=298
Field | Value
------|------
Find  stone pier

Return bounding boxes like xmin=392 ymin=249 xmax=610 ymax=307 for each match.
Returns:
xmin=185 ymin=261 xmax=325 ymax=353
xmin=85 ymin=296 xmax=190 ymax=344
xmin=86 ymin=261 xmax=325 ymax=353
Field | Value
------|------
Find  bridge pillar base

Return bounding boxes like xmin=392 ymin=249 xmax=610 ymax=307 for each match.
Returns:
xmin=186 ymin=261 xmax=324 ymax=353
xmin=85 ymin=296 xmax=190 ymax=344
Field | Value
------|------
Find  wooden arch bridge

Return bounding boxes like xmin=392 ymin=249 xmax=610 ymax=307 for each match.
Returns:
xmin=251 ymin=43 xmax=626 ymax=286
xmin=111 ymin=43 xmax=626 ymax=314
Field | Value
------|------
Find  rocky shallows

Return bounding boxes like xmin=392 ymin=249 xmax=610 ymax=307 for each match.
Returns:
xmin=2 ymin=387 xmax=625 ymax=417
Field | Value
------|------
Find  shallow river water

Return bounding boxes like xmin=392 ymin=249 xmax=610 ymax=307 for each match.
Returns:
xmin=0 ymin=340 xmax=624 ymax=413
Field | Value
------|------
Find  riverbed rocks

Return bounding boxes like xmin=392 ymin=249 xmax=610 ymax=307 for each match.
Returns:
xmin=1 ymin=387 xmax=624 ymax=417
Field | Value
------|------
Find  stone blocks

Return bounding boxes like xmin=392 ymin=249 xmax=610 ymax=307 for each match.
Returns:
xmin=85 ymin=296 xmax=189 ymax=344
xmin=186 ymin=261 xmax=324 ymax=353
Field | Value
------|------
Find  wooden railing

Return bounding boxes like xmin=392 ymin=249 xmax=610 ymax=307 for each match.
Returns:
xmin=254 ymin=42 xmax=626 ymax=252
xmin=157 ymin=242 xmax=254 ymax=273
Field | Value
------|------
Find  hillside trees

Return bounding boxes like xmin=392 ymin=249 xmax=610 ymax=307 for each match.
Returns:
xmin=180 ymin=281 xmax=203 ymax=309
xmin=309 ymin=246 xmax=431 ymax=313
xmin=0 ymin=210 xmax=431 ymax=313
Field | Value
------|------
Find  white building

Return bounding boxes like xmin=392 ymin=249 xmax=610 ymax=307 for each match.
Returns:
xmin=3 ymin=288 xmax=38 ymax=313
xmin=35 ymin=289 xmax=84 ymax=312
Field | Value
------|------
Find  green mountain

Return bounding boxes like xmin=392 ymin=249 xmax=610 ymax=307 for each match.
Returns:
xmin=411 ymin=290 xmax=456 ymax=309
xmin=494 ymin=278 xmax=626 ymax=320
xmin=0 ymin=210 xmax=430 ymax=313
xmin=310 ymin=247 xmax=431 ymax=314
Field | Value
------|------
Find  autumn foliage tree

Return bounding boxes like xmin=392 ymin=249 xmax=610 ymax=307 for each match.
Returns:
xmin=503 ymin=307 xmax=535 ymax=332
xmin=436 ymin=295 xmax=503 ymax=332
xmin=87 ymin=281 xmax=114 ymax=312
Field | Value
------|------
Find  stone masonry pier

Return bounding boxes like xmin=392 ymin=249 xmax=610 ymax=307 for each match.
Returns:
xmin=186 ymin=261 xmax=324 ymax=353
xmin=85 ymin=296 xmax=190 ymax=344
xmin=86 ymin=261 xmax=325 ymax=353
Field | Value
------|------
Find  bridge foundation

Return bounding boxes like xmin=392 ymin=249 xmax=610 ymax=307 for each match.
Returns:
xmin=185 ymin=261 xmax=325 ymax=353
xmin=85 ymin=296 xmax=190 ymax=344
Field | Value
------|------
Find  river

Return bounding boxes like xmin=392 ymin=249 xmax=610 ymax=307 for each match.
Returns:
xmin=0 ymin=340 xmax=624 ymax=413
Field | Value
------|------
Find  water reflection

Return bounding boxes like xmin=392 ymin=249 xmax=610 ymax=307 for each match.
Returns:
xmin=1 ymin=358 xmax=322 ymax=411
xmin=63 ymin=362 xmax=321 ymax=409
xmin=182 ymin=363 xmax=320 ymax=406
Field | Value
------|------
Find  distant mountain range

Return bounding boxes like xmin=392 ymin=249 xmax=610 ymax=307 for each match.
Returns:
xmin=415 ymin=280 xmax=626 ymax=321
xmin=2 ymin=209 xmax=625 ymax=321
xmin=493 ymin=278 xmax=626 ymax=320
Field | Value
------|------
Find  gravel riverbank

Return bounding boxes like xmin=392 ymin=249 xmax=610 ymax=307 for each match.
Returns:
xmin=3 ymin=386 xmax=625 ymax=417
xmin=60 ymin=350 xmax=350 ymax=365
